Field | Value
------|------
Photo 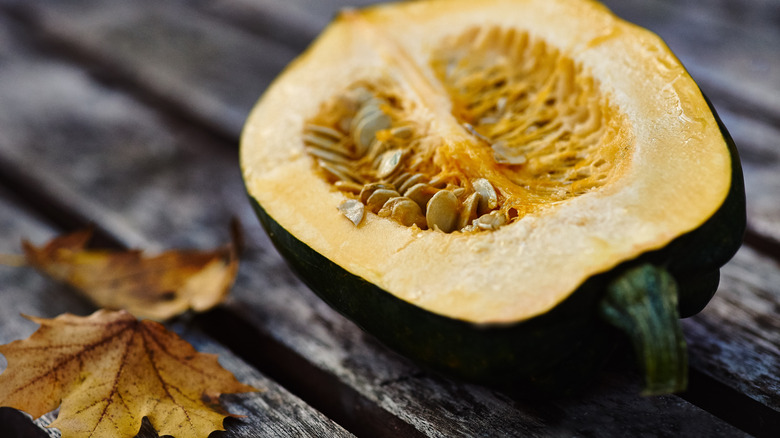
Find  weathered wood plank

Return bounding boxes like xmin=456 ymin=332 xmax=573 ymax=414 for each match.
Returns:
xmin=0 ymin=195 xmax=355 ymax=438
xmin=637 ymin=0 xmax=780 ymax=45
xmin=0 ymin=8 xmax=762 ymax=438
xmin=664 ymin=0 xmax=780 ymax=33
xmin=715 ymin=108 xmax=780 ymax=246
xmin=685 ymin=246 xmax=780 ymax=409
xmin=221 ymin=257 xmax=753 ymax=437
xmin=191 ymin=0 xmax=386 ymax=51
xmin=601 ymin=0 xmax=780 ymax=120
xmin=190 ymin=0 xmax=329 ymax=51
xmin=1 ymin=0 xmax=299 ymax=140
xmin=0 ymin=21 xmax=354 ymax=436
xmin=0 ymin=14 xmax=266 ymax=253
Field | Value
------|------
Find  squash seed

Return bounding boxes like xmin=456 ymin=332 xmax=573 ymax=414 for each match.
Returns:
xmin=302 ymin=132 xmax=343 ymax=153
xmin=305 ymin=124 xmax=343 ymax=141
xmin=458 ymin=192 xmax=480 ymax=230
xmin=366 ymin=138 xmax=390 ymax=162
xmin=319 ymin=160 xmax=359 ymax=183
xmin=398 ymin=173 xmax=427 ymax=194
xmin=404 ymin=183 xmax=438 ymax=211
xmin=391 ymin=172 xmax=412 ymax=189
xmin=338 ymin=199 xmax=365 ymax=226
xmin=334 ymin=180 xmax=364 ymax=194
xmin=426 ymin=190 xmax=459 ymax=233
xmin=303 ymin=124 xmax=350 ymax=157
xmin=376 ymin=148 xmax=405 ymax=179
xmin=474 ymin=210 xmax=507 ymax=230
xmin=306 ymin=146 xmax=351 ymax=165
xmin=360 ymin=182 xmax=396 ymax=204
xmin=492 ymin=140 xmax=527 ymax=165
xmin=366 ymin=188 xmax=400 ymax=213
xmin=378 ymin=197 xmax=427 ymax=228
xmin=428 ymin=175 xmax=450 ymax=188
xmin=473 ymin=178 xmax=498 ymax=214
xmin=390 ymin=125 xmax=413 ymax=139
xmin=353 ymin=102 xmax=392 ymax=156
xmin=462 ymin=122 xmax=491 ymax=144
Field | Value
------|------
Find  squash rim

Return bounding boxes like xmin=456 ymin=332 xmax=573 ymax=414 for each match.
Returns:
xmin=240 ymin=0 xmax=733 ymax=324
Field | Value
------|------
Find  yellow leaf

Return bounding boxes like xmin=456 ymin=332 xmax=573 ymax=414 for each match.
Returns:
xmin=15 ymin=225 xmax=240 ymax=321
xmin=0 ymin=310 xmax=257 ymax=438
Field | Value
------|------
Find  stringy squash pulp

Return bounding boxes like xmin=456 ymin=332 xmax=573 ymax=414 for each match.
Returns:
xmin=241 ymin=0 xmax=732 ymax=325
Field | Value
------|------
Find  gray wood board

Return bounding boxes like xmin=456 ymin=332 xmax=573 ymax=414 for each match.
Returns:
xmin=685 ymin=245 xmax=780 ymax=410
xmin=0 ymin=190 xmax=354 ymax=437
xmin=1 ymin=0 xmax=299 ymax=140
xmin=0 ymin=8 xmax=761 ymax=438
xmin=716 ymin=108 xmax=780 ymax=245
xmin=0 ymin=12 xmax=266 ymax=253
xmin=601 ymin=0 xmax=780 ymax=120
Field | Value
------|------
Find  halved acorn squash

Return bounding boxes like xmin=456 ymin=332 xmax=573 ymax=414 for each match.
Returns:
xmin=240 ymin=0 xmax=745 ymax=395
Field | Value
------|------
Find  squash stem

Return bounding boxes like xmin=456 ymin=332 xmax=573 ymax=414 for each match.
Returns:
xmin=600 ymin=264 xmax=688 ymax=395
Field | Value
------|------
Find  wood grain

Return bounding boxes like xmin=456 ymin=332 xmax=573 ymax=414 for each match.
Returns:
xmin=221 ymin=254 xmax=750 ymax=437
xmin=0 ymin=192 xmax=354 ymax=437
xmin=602 ymin=0 xmax=780 ymax=121
xmin=0 ymin=0 xmax=778 ymax=436
xmin=685 ymin=246 xmax=780 ymax=410
xmin=2 ymin=0 xmax=298 ymax=139
xmin=0 ymin=13 xmax=263 ymax=252
xmin=717 ymin=108 xmax=780 ymax=246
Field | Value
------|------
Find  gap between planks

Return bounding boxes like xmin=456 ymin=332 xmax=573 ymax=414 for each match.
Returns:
xmin=682 ymin=368 xmax=780 ymax=438
xmin=195 ymin=309 xmax=427 ymax=438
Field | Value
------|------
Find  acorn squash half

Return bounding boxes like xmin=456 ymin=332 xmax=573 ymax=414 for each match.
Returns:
xmin=240 ymin=0 xmax=745 ymax=395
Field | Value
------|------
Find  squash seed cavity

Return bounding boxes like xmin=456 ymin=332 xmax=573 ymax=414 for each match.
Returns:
xmin=304 ymin=27 xmax=630 ymax=233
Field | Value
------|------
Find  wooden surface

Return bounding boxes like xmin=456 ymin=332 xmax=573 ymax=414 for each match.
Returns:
xmin=0 ymin=0 xmax=777 ymax=436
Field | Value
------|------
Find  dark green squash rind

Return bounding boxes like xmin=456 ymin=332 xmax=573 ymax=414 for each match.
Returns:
xmin=252 ymin=194 xmax=617 ymax=394
xmin=246 ymin=101 xmax=745 ymax=394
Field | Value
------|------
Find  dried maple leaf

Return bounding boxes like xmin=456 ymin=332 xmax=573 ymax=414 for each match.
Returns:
xmin=14 ymin=225 xmax=240 ymax=321
xmin=0 ymin=310 xmax=257 ymax=438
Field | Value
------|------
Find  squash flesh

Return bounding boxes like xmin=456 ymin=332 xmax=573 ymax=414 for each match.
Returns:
xmin=241 ymin=0 xmax=732 ymax=324
xmin=430 ymin=26 xmax=630 ymax=211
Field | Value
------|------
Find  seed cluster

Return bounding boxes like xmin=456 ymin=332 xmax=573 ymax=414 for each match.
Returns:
xmin=303 ymin=84 xmax=508 ymax=233
xmin=431 ymin=26 xmax=627 ymax=198
xmin=304 ymin=26 xmax=628 ymax=233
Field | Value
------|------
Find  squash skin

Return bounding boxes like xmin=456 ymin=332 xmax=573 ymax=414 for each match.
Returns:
xmin=252 ymin=195 xmax=616 ymax=393
xmin=247 ymin=102 xmax=745 ymax=394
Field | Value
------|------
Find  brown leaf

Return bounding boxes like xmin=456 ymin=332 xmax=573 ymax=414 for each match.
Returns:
xmin=16 ymin=226 xmax=240 ymax=321
xmin=0 ymin=310 xmax=257 ymax=438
